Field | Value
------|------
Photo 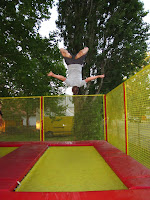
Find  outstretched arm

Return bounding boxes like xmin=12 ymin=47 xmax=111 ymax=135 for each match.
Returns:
xmin=85 ymin=74 xmax=105 ymax=83
xmin=48 ymin=71 xmax=66 ymax=82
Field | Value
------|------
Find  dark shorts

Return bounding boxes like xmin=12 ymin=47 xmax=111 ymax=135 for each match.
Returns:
xmin=63 ymin=54 xmax=87 ymax=65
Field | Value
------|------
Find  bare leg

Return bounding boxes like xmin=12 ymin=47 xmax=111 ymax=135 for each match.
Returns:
xmin=60 ymin=48 xmax=72 ymax=58
xmin=85 ymin=74 xmax=105 ymax=83
xmin=48 ymin=71 xmax=66 ymax=82
xmin=75 ymin=47 xmax=89 ymax=59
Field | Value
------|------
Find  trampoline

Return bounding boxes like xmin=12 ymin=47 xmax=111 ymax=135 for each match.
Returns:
xmin=0 ymin=140 xmax=150 ymax=200
xmin=16 ymin=146 xmax=127 ymax=192
xmin=0 ymin=147 xmax=18 ymax=158
xmin=0 ymin=65 xmax=150 ymax=199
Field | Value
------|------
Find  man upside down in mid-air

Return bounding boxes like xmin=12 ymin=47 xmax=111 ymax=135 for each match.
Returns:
xmin=48 ymin=47 xmax=105 ymax=95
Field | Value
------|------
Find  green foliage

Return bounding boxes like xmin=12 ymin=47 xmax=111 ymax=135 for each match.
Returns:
xmin=0 ymin=98 xmax=39 ymax=124
xmin=57 ymin=0 xmax=150 ymax=94
xmin=72 ymin=96 xmax=104 ymax=140
xmin=0 ymin=0 xmax=66 ymax=97
xmin=143 ymin=52 xmax=150 ymax=66
xmin=44 ymin=97 xmax=68 ymax=118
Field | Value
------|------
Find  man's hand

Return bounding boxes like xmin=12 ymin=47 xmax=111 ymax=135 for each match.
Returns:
xmin=99 ymin=74 xmax=105 ymax=78
xmin=47 ymin=71 xmax=53 ymax=77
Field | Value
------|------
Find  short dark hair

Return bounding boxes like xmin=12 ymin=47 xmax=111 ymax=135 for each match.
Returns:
xmin=72 ymin=86 xmax=79 ymax=95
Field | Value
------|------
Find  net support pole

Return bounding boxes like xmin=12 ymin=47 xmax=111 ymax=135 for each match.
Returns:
xmin=104 ymin=94 xmax=108 ymax=141
xmin=40 ymin=96 xmax=44 ymax=141
xmin=123 ymin=82 xmax=128 ymax=155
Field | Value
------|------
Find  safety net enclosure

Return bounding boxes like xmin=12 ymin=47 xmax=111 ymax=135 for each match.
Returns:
xmin=106 ymin=64 xmax=150 ymax=169
xmin=43 ymin=95 xmax=104 ymax=141
xmin=0 ymin=95 xmax=104 ymax=142
xmin=0 ymin=97 xmax=41 ymax=141
xmin=126 ymin=65 xmax=150 ymax=168
xmin=0 ymin=64 xmax=150 ymax=200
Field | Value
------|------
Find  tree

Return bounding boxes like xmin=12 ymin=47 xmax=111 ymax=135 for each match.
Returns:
xmin=0 ymin=0 xmax=66 ymax=97
xmin=57 ymin=0 xmax=150 ymax=94
xmin=143 ymin=52 xmax=150 ymax=66
xmin=73 ymin=95 xmax=104 ymax=140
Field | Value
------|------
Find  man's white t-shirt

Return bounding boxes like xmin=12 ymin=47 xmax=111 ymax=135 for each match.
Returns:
xmin=64 ymin=64 xmax=86 ymax=87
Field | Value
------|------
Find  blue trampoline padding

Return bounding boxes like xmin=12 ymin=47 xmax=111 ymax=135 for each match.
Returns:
xmin=0 ymin=144 xmax=48 ymax=191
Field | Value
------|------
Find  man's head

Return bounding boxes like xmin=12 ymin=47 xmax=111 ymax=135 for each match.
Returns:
xmin=72 ymin=86 xmax=79 ymax=95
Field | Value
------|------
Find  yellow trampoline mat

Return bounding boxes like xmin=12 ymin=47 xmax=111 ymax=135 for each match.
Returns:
xmin=16 ymin=146 xmax=127 ymax=192
xmin=0 ymin=147 xmax=18 ymax=158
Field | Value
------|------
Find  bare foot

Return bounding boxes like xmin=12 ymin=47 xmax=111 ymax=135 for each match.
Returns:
xmin=47 ymin=71 xmax=54 ymax=77
xmin=75 ymin=47 xmax=89 ymax=59
xmin=82 ymin=47 xmax=89 ymax=54
xmin=60 ymin=48 xmax=72 ymax=58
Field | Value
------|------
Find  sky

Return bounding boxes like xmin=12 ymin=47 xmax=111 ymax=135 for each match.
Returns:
xmin=39 ymin=0 xmax=150 ymax=95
